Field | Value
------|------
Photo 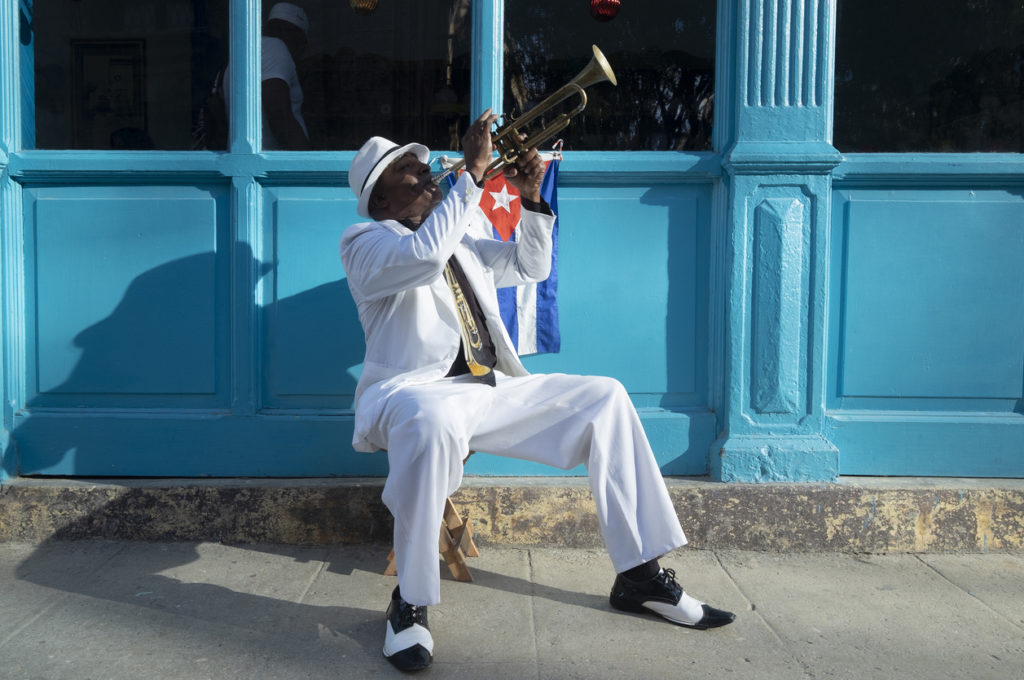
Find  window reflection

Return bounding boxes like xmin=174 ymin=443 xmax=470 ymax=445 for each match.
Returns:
xmin=260 ymin=4 xmax=310 ymax=149
xmin=504 ymin=1 xmax=716 ymax=152
xmin=27 ymin=1 xmax=473 ymax=152
xmin=221 ymin=2 xmax=312 ymax=150
xmin=293 ymin=0 xmax=472 ymax=150
xmin=835 ymin=0 xmax=1023 ymax=153
xmin=30 ymin=0 xmax=228 ymax=150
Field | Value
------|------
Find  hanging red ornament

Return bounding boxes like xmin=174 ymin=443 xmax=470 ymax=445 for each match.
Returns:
xmin=350 ymin=0 xmax=379 ymax=16
xmin=590 ymin=0 xmax=621 ymax=22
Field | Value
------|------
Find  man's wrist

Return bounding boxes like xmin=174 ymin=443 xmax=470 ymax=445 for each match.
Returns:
xmin=521 ymin=195 xmax=551 ymax=215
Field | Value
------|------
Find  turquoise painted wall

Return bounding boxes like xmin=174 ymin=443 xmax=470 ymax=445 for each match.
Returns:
xmin=826 ymin=159 xmax=1024 ymax=477
xmin=2 ymin=1 xmax=1022 ymax=483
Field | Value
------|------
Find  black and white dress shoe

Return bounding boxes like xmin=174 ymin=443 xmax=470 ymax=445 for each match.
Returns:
xmin=610 ymin=568 xmax=736 ymax=630
xmin=383 ymin=587 xmax=433 ymax=672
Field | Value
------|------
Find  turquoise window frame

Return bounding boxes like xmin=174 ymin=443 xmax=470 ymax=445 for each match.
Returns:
xmin=4 ymin=0 xmax=721 ymax=177
xmin=0 ymin=0 xmax=720 ymax=482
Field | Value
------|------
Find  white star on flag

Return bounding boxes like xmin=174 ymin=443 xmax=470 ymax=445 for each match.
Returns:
xmin=488 ymin=184 xmax=519 ymax=213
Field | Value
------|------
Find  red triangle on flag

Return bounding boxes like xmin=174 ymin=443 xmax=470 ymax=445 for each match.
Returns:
xmin=480 ymin=174 xmax=521 ymax=242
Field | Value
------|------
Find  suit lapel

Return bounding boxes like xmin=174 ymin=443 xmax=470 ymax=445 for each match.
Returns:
xmin=431 ymin=274 xmax=459 ymax=330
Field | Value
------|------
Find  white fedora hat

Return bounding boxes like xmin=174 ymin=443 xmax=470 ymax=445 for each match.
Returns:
xmin=268 ymin=2 xmax=309 ymax=33
xmin=350 ymin=136 xmax=430 ymax=219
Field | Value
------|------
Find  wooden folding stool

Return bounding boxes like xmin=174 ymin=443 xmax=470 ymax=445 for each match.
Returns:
xmin=385 ymin=496 xmax=480 ymax=581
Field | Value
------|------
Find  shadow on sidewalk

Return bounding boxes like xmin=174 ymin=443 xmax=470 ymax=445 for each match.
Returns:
xmin=11 ymin=497 xmax=613 ymax=671
xmin=13 ymin=537 xmax=385 ymax=668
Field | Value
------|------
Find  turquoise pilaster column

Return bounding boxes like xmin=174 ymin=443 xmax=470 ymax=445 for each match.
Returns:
xmin=1 ymin=0 xmax=24 ymax=481
xmin=228 ymin=0 xmax=261 ymax=154
xmin=710 ymin=0 xmax=841 ymax=482
xmin=471 ymin=0 xmax=503 ymax=116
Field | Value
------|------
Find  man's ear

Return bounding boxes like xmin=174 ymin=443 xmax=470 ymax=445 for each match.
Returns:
xmin=368 ymin=193 xmax=389 ymax=219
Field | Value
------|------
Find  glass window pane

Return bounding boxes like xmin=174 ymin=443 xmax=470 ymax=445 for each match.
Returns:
xmin=835 ymin=0 xmax=1024 ymax=153
xmin=257 ymin=0 xmax=472 ymax=151
xmin=504 ymin=1 xmax=716 ymax=152
xmin=29 ymin=0 xmax=228 ymax=150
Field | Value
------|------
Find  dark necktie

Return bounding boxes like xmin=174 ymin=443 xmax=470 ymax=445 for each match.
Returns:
xmin=443 ymin=256 xmax=496 ymax=386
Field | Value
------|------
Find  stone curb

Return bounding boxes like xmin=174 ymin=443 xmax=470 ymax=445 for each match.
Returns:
xmin=2 ymin=477 xmax=1022 ymax=552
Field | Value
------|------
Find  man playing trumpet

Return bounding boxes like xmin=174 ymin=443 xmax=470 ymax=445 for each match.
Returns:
xmin=341 ymin=110 xmax=735 ymax=672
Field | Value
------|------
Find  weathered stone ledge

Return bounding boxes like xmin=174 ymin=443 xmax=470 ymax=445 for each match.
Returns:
xmin=2 ymin=477 xmax=1022 ymax=552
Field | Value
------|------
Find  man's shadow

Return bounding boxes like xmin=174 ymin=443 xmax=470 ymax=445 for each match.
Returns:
xmin=14 ymin=538 xmax=389 ymax=670
xmin=9 ymin=245 xmax=368 ymax=476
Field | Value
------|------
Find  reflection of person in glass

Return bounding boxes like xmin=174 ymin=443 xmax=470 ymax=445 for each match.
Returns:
xmin=219 ymin=3 xmax=311 ymax=150
xmin=260 ymin=2 xmax=311 ymax=150
xmin=340 ymin=111 xmax=736 ymax=672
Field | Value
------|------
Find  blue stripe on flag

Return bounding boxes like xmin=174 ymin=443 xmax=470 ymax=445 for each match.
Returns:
xmin=496 ymin=284 xmax=519 ymax=351
xmin=532 ymin=159 xmax=560 ymax=354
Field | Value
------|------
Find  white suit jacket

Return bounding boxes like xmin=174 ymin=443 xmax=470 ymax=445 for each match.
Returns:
xmin=340 ymin=172 xmax=557 ymax=452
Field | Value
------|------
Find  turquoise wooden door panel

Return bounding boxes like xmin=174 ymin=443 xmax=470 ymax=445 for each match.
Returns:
xmin=25 ymin=186 xmax=229 ymax=408
xmin=255 ymin=181 xmax=715 ymax=477
xmin=261 ymin=186 xmax=362 ymax=411
xmin=826 ymin=186 xmax=1024 ymax=475
xmin=13 ymin=180 xmax=381 ymax=477
xmin=12 ymin=177 xmax=713 ymax=477
xmin=478 ymin=182 xmax=714 ymax=476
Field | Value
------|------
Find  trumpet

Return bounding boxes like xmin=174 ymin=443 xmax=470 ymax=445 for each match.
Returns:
xmin=432 ymin=44 xmax=617 ymax=185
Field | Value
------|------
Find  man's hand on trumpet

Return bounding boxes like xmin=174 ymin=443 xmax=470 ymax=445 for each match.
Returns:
xmin=462 ymin=109 xmax=499 ymax=185
xmin=503 ymin=145 xmax=544 ymax=204
xmin=461 ymin=109 xmax=544 ymax=203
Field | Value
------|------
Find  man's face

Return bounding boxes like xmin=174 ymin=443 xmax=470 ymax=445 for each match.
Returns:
xmin=266 ymin=20 xmax=308 ymax=59
xmin=281 ymin=24 xmax=308 ymax=58
xmin=370 ymin=152 xmax=442 ymax=225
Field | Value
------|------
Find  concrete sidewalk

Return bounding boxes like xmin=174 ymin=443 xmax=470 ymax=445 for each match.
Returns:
xmin=2 ymin=541 xmax=1023 ymax=679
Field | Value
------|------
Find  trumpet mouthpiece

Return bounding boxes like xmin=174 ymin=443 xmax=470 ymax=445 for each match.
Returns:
xmin=430 ymin=154 xmax=455 ymax=185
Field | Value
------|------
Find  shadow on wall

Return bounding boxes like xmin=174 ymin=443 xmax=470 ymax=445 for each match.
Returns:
xmin=8 ymin=245 xmax=367 ymax=477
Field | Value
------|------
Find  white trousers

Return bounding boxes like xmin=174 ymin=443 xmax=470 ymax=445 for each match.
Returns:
xmin=372 ymin=371 xmax=688 ymax=606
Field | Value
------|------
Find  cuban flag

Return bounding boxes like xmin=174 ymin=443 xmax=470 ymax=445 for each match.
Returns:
xmin=446 ymin=157 xmax=561 ymax=355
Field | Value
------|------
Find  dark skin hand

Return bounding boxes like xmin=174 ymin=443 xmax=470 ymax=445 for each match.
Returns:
xmin=370 ymin=109 xmax=546 ymax=229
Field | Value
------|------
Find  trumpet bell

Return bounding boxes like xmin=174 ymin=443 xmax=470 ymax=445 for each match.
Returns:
xmin=575 ymin=44 xmax=618 ymax=90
